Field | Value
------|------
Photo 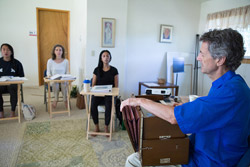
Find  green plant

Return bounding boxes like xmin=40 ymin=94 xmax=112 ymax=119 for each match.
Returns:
xmin=70 ymin=85 xmax=78 ymax=98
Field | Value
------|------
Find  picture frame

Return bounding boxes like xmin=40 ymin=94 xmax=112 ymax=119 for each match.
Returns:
xmin=101 ymin=18 xmax=116 ymax=48
xmin=160 ymin=25 xmax=173 ymax=43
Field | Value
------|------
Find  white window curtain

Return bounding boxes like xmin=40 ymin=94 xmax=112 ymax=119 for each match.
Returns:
xmin=205 ymin=5 xmax=250 ymax=57
xmin=206 ymin=5 xmax=250 ymax=30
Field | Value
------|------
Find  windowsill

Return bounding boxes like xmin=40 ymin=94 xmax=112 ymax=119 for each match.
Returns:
xmin=242 ymin=57 xmax=250 ymax=64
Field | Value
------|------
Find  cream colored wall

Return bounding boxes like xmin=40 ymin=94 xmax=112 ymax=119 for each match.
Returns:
xmin=124 ymin=0 xmax=201 ymax=97
xmin=1 ymin=0 xmax=248 ymax=98
xmin=0 ymin=0 xmax=202 ymax=98
xmin=85 ymin=0 xmax=128 ymax=97
xmin=0 ymin=0 xmax=87 ymax=87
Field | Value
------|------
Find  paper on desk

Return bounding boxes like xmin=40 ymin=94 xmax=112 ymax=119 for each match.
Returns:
xmin=91 ymin=85 xmax=112 ymax=93
xmin=9 ymin=77 xmax=28 ymax=81
xmin=143 ymin=82 xmax=159 ymax=86
xmin=0 ymin=77 xmax=7 ymax=82
xmin=0 ymin=76 xmax=28 ymax=81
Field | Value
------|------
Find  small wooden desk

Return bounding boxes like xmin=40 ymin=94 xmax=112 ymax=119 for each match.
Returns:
xmin=0 ymin=80 xmax=24 ymax=123
xmin=44 ymin=78 xmax=75 ymax=118
xmin=80 ymin=88 xmax=119 ymax=141
xmin=138 ymin=81 xmax=179 ymax=96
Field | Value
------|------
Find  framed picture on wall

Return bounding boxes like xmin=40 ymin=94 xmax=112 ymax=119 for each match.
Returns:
xmin=160 ymin=25 xmax=173 ymax=43
xmin=101 ymin=18 xmax=116 ymax=48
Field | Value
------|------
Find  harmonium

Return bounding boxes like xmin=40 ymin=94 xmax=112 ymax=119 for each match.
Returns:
xmin=122 ymin=104 xmax=189 ymax=166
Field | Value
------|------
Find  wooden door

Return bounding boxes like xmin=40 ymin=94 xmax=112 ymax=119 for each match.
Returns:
xmin=37 ymin=8 xmax=70 ymax=85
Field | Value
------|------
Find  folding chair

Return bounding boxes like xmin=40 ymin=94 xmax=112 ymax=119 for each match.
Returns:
xmin=85 ymin=79 xmax=120 ymax=131
xmin=3 ymin=84 xmax=24 ymax=107
xmin=96 ymin=97 xmax=122 ymax=131
xmin=0 ymin=81 xmax=24 ymax=123
xmin=85 ymin=95 xmax=120 ymax=132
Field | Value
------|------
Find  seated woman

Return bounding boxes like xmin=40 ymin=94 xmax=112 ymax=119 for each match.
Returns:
xmin=91 ymin=50 xmax=119 ymax=135
xmin=46 ymin=44 xmax=69 ymax=108
xmin=0 ymin=43 xmax=24 ymax=118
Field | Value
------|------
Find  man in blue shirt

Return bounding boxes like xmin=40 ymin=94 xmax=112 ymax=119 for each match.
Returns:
xmin=121 ymin=28 xmax=250 ymax=167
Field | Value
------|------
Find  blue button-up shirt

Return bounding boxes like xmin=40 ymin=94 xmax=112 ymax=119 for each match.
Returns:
xmin=175 ymin=71 xmax=250 ymax=167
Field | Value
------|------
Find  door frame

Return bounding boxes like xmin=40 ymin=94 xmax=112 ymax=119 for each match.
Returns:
xmin=36 ymin=8 xmax=70 ymax=85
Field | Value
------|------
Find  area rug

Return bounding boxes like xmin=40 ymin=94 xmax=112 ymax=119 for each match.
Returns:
xmin=14 ymin=119 xmax=133 ymax=167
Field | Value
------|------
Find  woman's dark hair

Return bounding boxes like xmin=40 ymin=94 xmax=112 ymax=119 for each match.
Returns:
xmin=200 ymin=28 xmax=245 ymax=71
xmin=1 ymin=43 xmax=14 ymax=60
xmin=52 ymin=44 xmax=65 ymax=60
xmin=97 ymin=50 xmax=112 ymax=77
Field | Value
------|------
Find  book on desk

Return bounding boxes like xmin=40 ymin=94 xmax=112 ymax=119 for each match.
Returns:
xmin=49 ymin=74 xmax=76 ymax=80
xmin=91 ymin=85 xmax=112 ymax=93
xmin=0 ymin=76 xmax=28 ymax=82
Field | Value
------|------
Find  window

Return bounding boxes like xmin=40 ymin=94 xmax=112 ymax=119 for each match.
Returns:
xmin=237 ymin=26 xmax=250 ymax=58
xmin=205 ymin=5 xmax=250 ymax=58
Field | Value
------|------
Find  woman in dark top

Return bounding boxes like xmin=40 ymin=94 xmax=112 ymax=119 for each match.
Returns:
xmin=91 ymin=50 xmax=119 ymax=135
xmin=0 ymin=43 xmax=24 ymax=118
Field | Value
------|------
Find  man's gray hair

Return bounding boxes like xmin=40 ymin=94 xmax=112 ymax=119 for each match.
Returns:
xmin=200 ymin=28 xmax=245 ymax=71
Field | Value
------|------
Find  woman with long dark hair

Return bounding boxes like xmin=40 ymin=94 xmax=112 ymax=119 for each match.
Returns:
xmin=0 ymin=43 xmax=24 ymax=118
xmin=46 ymin=44 xmax=69 ymax=108
xmin=91 ymin=50 xmax=119 ymax=135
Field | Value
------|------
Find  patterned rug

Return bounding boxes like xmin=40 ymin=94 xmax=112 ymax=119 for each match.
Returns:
xmin=14 ymin=119 xmax=133 ymax=167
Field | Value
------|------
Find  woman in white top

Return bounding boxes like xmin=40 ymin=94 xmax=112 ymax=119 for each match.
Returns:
xmin=46 ymin=44 xmax=69 ymax=108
